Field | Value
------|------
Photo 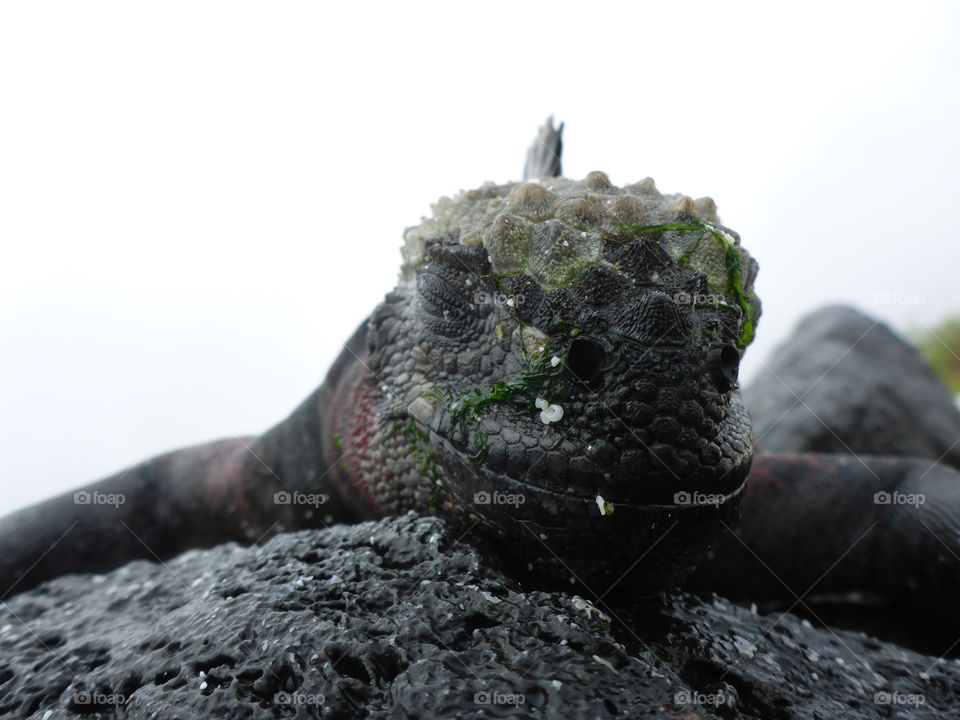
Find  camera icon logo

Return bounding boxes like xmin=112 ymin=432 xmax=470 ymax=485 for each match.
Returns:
xmin=274 ymin=491 xmax=291 ymax=505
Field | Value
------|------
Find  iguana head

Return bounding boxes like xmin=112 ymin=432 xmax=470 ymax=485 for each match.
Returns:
xmin=370 ymin=128 xmax=760 ymax=594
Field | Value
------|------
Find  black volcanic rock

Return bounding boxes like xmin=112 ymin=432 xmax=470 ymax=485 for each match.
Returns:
xmin=2 ymin=512 xmax=958 ymax=719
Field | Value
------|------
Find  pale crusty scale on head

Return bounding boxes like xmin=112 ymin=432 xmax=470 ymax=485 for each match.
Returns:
xmin=401 ymin=172 xmax=733 ymax=294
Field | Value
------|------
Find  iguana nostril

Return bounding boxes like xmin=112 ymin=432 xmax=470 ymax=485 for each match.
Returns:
xmin=568 ymin=338 xmax=606 ymax=387
xmin=707 ymin=344 xmax=740 ymax=392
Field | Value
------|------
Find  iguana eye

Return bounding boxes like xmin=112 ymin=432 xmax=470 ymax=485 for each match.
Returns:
xmin=568 ymin=337 xmax=606 ymax=388
xmin=707 ymin=344 xmax=740 ymax=392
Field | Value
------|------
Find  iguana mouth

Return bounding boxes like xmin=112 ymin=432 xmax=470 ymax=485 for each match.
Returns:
xmin=428 ymin=426 xmax=749 ymax=512
xmin=425 ymin=425 xmax=749 ymax=593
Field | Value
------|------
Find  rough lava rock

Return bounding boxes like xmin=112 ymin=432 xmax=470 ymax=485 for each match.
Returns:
xmin=2 ymin=512 xmax=959 ymax=720
xmin=744 ymin=304 xmax=960 ymax=469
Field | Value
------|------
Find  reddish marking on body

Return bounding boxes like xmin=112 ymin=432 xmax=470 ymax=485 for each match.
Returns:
xmin=746 ymin=455 xmax=778 ymax=485
xmin=345 ymin=383 xmax=381 ymax=513
xmin=327 ymin=356 xmax=383 ymax=515
xmin=204 ymin=440 xmax=257 ymax=516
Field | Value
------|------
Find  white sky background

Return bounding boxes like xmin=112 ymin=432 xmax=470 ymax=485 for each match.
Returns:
xmin=1 ymin=2 xmax=958 ymax=516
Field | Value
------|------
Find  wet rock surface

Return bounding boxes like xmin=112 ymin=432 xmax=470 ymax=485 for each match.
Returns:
xmin=2 ymin=512 xmax=958 ymax=720
xmin=744 ymin=304 xmax=960 ymax=469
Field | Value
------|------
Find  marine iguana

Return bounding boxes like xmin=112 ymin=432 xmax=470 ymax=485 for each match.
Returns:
xmin=2 ymin=121 xmax=959 ymax=625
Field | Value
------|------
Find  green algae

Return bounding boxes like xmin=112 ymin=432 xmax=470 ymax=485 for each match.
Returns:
xmin=448 ymin=357 xmax=562 ymax=429
xmin=401 ymin=418 xmax=445 ymax=510
xmin=444 ymin=342 xmax=572 ymax=446
xmin=331 ymin=435 xmax=349 ymax=471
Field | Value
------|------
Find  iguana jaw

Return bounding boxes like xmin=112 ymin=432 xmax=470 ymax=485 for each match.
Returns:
xmin=427 ymin=425 xmax=750 ymax=512
xmin=425 ymin=425 xmax=749 ymax=593
xmin=409 ymin=355 xmax=753 ymax=592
